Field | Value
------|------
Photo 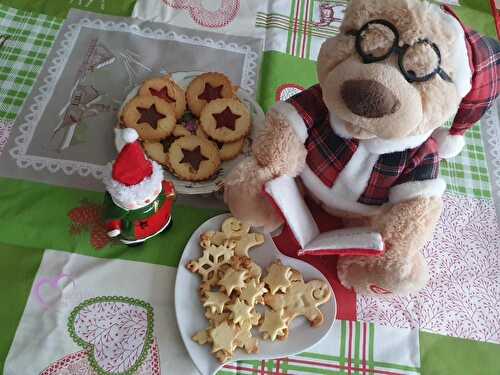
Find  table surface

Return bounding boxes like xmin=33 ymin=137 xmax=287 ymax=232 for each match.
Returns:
xmin=0 ymin=1 xmax=499 ymax=374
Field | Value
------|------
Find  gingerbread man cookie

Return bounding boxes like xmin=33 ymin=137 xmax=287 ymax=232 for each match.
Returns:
xmin=264 ymin=279 xmax=332 ymax=327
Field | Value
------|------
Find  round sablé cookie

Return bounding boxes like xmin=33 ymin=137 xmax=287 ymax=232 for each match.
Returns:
xmin=139 ymin=76 xmax=186 ymax=119
xmin=169 ymin=135 xmax=221 ymax=181
xmin=209 ymin=136 xmax=245 ymax=161
xmin=200 ymin=98 xmax=250 ymax=142
xmin=186 ymin=72 xmax=235 ymax=117
xmin=122 ymin=96 xmax=176 ymax=141
xmin=143 ymin=135 xmax=178 ymax=167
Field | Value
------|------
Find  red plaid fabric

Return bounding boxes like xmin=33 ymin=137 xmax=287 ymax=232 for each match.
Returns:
xmin=358 ymin=139 xmax=440 ymax=205
xmin=444 ymin=5 xmax=500 ymax=136
xmin=287 ymin=85 xmax=440 ymax=206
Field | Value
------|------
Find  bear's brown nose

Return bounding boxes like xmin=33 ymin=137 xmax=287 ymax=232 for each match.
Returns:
xmin=341 ymin=79 xmax=400 ymax=118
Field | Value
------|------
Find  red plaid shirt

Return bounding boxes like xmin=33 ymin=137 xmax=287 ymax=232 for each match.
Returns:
xmin=287 ymin=85 xmax=440 ymax=206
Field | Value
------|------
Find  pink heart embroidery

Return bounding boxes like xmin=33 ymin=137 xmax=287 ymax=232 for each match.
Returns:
xmin=39 ymin=338 xmax=161 ymax=375
xmin=34 ymin=273 xmax=74 ymax=309
xmin=67 ymin=296 xmax=154 ymax=374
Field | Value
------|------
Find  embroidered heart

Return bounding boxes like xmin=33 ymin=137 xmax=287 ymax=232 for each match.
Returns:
xmin=39 ymin=338 xmax=161 ymax=375
xmin=34 ymin=273 xmax=74 ymax=309
xmin=369 ymin=284 xmax=392 ymax=295
xmin=67 ymin=296 xmax=154 ymax=375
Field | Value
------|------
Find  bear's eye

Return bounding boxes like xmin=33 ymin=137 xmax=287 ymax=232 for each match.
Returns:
xmin=359 ymin=23 xmax=396 ymax=58
xmin=400 ymin=42 xmax=440 ymax=81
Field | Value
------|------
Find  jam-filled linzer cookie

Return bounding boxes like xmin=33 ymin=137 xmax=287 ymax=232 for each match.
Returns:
xmin=169 ymin=135 xmax=221 ymax=181
xmin=186 ymin=72 xmax=235 ymax=117
xmin=122 ymin=96 xmax=176 ymax=141
xmin=210 ymin=137 xmax=245 ymax=161
xmin=200 ymin=98 xmax=250 ymax=143
xmin=143 ymin=136 xmax=177 ymax=168
xmin=139 ymin=76 xmax=186 ymax=119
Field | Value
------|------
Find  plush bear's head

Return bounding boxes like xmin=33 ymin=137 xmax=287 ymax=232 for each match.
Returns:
xmin=318 ymin=0 xmax=472 ymax=140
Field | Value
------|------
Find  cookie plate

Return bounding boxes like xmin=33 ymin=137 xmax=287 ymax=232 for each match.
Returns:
xmin=175 ymin=214 xmax=337 ymax=375
xmin=115 ymin=71 xmax=265 ymax=195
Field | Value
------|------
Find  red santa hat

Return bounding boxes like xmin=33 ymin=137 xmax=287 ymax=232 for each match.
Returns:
xmin=104 ymin=128 xmax=164 ymax=204
xmin=432 ymin=5 xmax=500 ymax=159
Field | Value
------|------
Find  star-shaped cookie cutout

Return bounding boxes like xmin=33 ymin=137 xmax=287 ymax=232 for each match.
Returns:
xmin=259 ymin=309 xmax=288 ymax=341
xmin=239 ymin=279 xmax=267 ymax=306
xmin=137 ymin=104 xmax=166 ymax=129
xmin=212 ymin=106 xmax=241 ymax=130
xmin=227 ymin=298 xmax=253 ymax=325
xmin=149 ymin=86 xmax=176 ymax=103
xmin=203 ymin=291 xmax=230 ymax=314
xmin=209 ymin=321 xmax=239 ymax=353
xmin=180 ymin=145 xmax=209 ymax=171
xmin=235 ymin=328 xmax=259 ymax=354
xmin=198 ymin=83 xmax=224 ymax=101
xmin=218 ymin=268 xmax=248 ymax=295
xmin=192 ymin=329 xmax=211 ymax=345
xmin=263 ymin=261 xmax=292 ymax=294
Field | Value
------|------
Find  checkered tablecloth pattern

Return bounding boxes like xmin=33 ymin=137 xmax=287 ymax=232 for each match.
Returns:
xmin=256 ymin=0 xmax=347 ymax=60
xmin=0 ymin=4 xmax=62 ymax=121
xmin=219 ymin=321 xmax=420 ymax=375
xmin=440 ymin=122 xmax=492 ymax=199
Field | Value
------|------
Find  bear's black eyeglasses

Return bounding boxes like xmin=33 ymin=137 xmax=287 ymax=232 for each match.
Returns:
xmin=350 ymin=19 xmax=453 ymax=84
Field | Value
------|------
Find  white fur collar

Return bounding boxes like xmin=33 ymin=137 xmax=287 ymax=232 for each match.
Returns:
xmin=104 ymin=160 xmax=164 ymax=207
xmin=329 ymin=112 xmax=432 ymax=154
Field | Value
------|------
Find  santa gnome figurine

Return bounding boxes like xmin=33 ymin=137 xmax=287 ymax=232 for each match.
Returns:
xmin=103 ymin=128 xmax=175 ymax=245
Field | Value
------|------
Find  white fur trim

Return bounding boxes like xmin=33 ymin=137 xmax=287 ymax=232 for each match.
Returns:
xmin=439 ymin=6 xmax=473 ymax=98
xmin=300 ymin=144 xmax=382 ymax=215
xmin=122 ymin=128 xmax=139 ymax=143
xmin=104 ymin=160 xmax=164 ymax=205
xmin=107 ymin=229 xmax=121 ymax=237
xmin=432 ymin=127 xmax=465 ymax=159
xmin=329 ymin=113 xmax=433 ymax=154
xmin=389 ymin=178 xmax=446 ymax=204
xmin=270 ymin=101 xmax=308 ymax=143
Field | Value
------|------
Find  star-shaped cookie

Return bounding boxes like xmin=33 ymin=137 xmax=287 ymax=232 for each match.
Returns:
xmin=218 ymin=268 xmax=248 ymax=295
xmin=209 ymin=321 xmax=239 ymax=353
xmin=227 ymin=298 xmax=253 ymax=325
xmin=203 ymin=291 xmax=230 ymax=314
xmin=263 ymin=260 xmax=292 ymax=294
xmin=259 ymin=309 xmax=288 ymax=341
xmin=239 ymin=279 xmax=267 ymax=306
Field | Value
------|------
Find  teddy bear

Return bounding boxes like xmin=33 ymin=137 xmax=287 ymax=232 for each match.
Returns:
xmin=224 ymin=0 xmax=500 ymax=296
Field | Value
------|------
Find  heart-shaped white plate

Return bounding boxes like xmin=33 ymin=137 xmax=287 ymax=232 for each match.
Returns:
xmin=175 ymin=214 xmax=337 ymax=375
